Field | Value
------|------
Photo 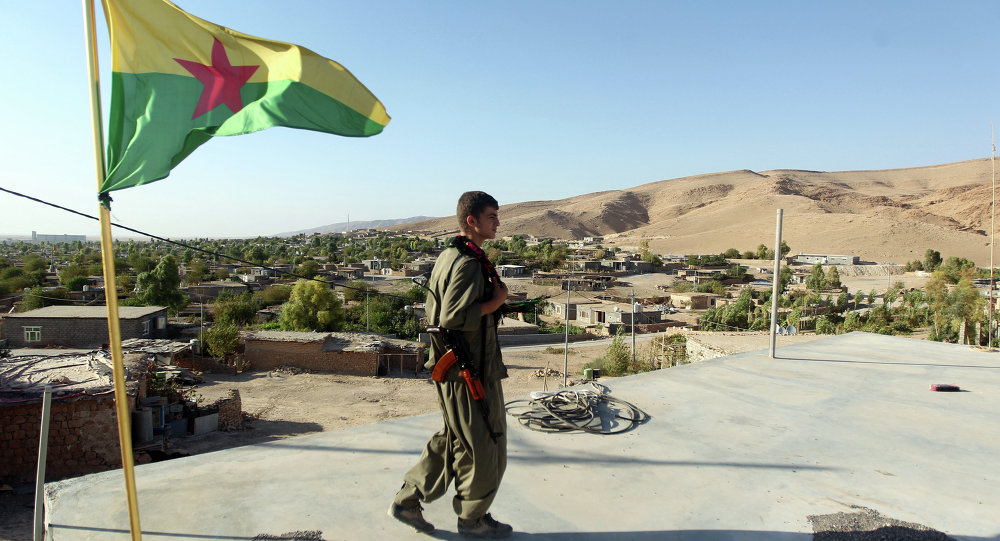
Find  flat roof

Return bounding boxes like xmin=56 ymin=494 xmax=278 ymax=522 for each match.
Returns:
xmin=2 ymin=305 xmax=167 ymax=320
xmin=44 ymin=332 xmax=1000 ymax=539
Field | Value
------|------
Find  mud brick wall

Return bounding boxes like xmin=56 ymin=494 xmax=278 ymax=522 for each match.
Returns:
xmin=210 ymin=390 xmax=242 ymax=431
xmin=244 ymin=341 xmax=379 ymax=375
xmin=0 ymin=397 xmax=125 ymax=484
xmin=173 ymin=355 xmax=238 ymax=375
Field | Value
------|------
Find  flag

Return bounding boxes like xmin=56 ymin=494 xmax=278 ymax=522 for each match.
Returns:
xmin=100 ymin=0 xmax=391 ymax=194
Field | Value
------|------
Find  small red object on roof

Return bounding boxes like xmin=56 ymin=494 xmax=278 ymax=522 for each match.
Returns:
xmin=930 ymin=384 xmax=961 ymax=392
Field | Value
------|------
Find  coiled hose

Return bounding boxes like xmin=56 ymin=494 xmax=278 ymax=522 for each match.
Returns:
xmin=505 ymin=382 xmax=649 ymax=435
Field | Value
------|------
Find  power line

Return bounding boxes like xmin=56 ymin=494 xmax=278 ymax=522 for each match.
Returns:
xmin=0 ymin=186 xmax=416 ymax=303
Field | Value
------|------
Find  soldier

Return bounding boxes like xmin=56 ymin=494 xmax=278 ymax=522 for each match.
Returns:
xmin=389 ymin=191 xmax=512 ymax=538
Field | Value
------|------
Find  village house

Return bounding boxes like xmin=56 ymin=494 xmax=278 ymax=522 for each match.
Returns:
xmin=332 ymin=265 xmax=366 ymax=280
xmin=789 ymin=253 xmax=860 ymax=266
xmin=242 ymin=330 xmax=425 ymax=376
xmin=669 ymin=292 xmax=727 ymax=310
xmin=361 ymin=258 xmax=390 ymax=272
xmin=0 ymin=351 xmax=150 ymax=483
xmin=1 ymin=305 xmax=169 ymax=348
xmin=183 ymin=281 xmax=250 ymax=302
xmin=496 ymin=264 xmax=527 ymax=278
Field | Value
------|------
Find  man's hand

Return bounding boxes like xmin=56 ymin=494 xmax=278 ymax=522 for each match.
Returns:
xmin=481 ymin=277 xmax=509 ymax=315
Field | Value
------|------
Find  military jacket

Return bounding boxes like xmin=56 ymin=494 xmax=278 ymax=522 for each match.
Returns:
xmin=424 ymin=246 xmax=507 ymax=382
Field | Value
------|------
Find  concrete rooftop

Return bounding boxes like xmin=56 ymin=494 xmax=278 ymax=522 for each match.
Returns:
xmin=45 ymin=332 xmax=1000 ymax=540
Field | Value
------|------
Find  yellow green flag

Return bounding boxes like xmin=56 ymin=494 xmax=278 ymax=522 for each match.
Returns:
xmin=101 ymin=0 xmax=391 ymax=194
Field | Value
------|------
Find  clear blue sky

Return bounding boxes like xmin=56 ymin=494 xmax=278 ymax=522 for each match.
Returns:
xmin=2 ymin=1 xmax=999 ymax=239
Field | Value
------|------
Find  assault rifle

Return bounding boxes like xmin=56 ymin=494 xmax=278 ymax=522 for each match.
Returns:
xmin=426 ymin=325 xmax=502 ymax=442
xmin=498 ymin=296 xmax=547 ymax=316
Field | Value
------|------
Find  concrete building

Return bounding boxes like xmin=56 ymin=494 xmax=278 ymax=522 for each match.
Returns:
xmin=1 ymin=305 xmax=169 ymax=348
xmin=790 ymin=253 xmax=860 ymax=265
xmin=29 ymin=231 xmax=87 ymax=243
xmin=496 ymin=264 xmax=527 ymax=278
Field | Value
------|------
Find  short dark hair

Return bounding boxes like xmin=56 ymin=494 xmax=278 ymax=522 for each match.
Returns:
xmin=456 ymin=191 xmax=498 ymax=233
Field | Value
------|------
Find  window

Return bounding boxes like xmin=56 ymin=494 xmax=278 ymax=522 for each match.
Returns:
xmin=142 ymin=320 xmax=151 ymax=336
xmin=24 ymin=326 xmax=41 ymax=342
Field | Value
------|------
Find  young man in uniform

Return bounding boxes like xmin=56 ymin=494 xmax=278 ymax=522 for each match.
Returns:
xmin=389 ymin=191 xmax=512 ymax=538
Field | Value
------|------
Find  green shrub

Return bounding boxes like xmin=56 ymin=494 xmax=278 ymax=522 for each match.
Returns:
xmin=204 ymin=322 xmax=239 ymax=360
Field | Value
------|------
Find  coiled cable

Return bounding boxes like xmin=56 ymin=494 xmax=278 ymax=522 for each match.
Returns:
xmin=505 ymin=382 xmax=649 ymax=435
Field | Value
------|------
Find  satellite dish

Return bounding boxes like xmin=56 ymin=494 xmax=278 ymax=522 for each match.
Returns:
xmin=788 ymin=326 xmax=797 ymax=335
xmin=778 ymin=327 xmax=787 ymax=335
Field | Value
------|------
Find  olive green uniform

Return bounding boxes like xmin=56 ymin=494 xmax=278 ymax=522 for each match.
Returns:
xmin=394 ymin=246 xmax=508 ymax=520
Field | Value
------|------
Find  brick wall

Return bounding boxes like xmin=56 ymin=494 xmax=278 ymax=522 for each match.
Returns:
xmin=210 ymin=390 xmax=242 ymax=431
xmin=0 ymin=397 xmax=126 ymax=484
xmin=174 ymin=355 xmax=239 ymax=375
xmin=244 ymin=340 xmax=380 ymax=375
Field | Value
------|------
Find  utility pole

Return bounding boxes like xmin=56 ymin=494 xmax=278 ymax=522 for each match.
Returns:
xmin=563 ymin=257 xmax=572 ymax=387
xmin=769 ymin=209 xmax=784 ymax=358
xmin=991 ymin=123 xmax=996 ymax=350
xmin=631 ymin=289 xmax=636 ymax=367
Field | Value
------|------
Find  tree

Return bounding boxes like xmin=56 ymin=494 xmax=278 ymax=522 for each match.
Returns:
xmin=343 ymin=279 xmax=375 ymax=302
xmin=256 ymin=284 xmax=293 ymax=305
xmin=639 ymin=240 xmax=654 ymax=263
xmin=58 ymin=264 xmax=89 ymax=286
xmin=695 ymin=280 xmax=725 ymax=295
xmin=671 ymin=281 xmax=693 ymax=293
xmin=204 ymin=322 xmax=239 ymax=360
xmin=65 ymin=276 xmax=89 ymax=291
xmin=296 ymin=259 xmax=320 ymax=279
xmin=279 ymin=279 xmax=345 ymax=331
xmin=723 ymin=248 xmax=741 ymax=259
xmin=185 ymin=260 xmax=209 ymax=284
xmin=806 ymin=263 xmax=827 ymax=291
xmin=131 ymin=254 xmax=187 ymax=313
xmin=213 ymin=292 xmax=259 ymax=327
xmin=924 ymin=249 xmax=942 ymax=273
xmin=779 ymin=265 xmax=792 ymax=293
xmin=601 ymin=328 xmax=632 ymax=376
xmin=23 ymin=255 xmax=49 ymax=272
xmin=779 ymin=240 xmax=791 ymax=258
xmin=755 ymin=244 xmax=768 ymax=259
xmin=815 ymin=316 xmax=836 ymax=335
xmin=825 ymin=266 xmax=842 ymax=290
xmin=939 ymin=256 xmax=976 ymax=284
xmin=19 ymin=286 xmax=71 ymax=312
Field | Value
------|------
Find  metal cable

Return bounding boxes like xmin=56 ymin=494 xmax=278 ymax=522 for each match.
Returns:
xmin=504 ymin=382 xmax=649 ymax=435
xmin=0 ymin=185 xmax=414 ymax=302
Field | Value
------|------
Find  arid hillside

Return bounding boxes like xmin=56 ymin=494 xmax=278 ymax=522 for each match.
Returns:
xmin=398 ymin=158 xmax=997 ymax=265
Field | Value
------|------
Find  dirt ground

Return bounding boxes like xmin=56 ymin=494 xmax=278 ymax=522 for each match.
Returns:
xmin=175 ymin=340 xmax=620 ymax=455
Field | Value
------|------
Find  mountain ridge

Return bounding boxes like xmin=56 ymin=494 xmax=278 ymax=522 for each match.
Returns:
xmin=391 ymin=158 xmax=996 ymax=265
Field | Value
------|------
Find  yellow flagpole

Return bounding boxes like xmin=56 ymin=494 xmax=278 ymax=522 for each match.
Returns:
xmin=83 ymin=1 xmax=143 ymax=539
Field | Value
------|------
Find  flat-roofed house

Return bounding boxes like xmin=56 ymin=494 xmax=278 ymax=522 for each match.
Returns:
xmin=1 ymin=305 xmax=169 ymax=348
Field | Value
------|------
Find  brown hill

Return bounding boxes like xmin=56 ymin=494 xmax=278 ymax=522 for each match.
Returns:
xmin=399 ymin=158 xmax=998 ymax=265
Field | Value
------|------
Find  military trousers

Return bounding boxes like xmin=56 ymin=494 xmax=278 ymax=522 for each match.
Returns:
xmin=394 ymin=378 xmax=507 ymax=520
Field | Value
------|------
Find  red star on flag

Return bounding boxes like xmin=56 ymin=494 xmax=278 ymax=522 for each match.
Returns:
xmin=174 ymin=38 xmax=259 ymax=119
